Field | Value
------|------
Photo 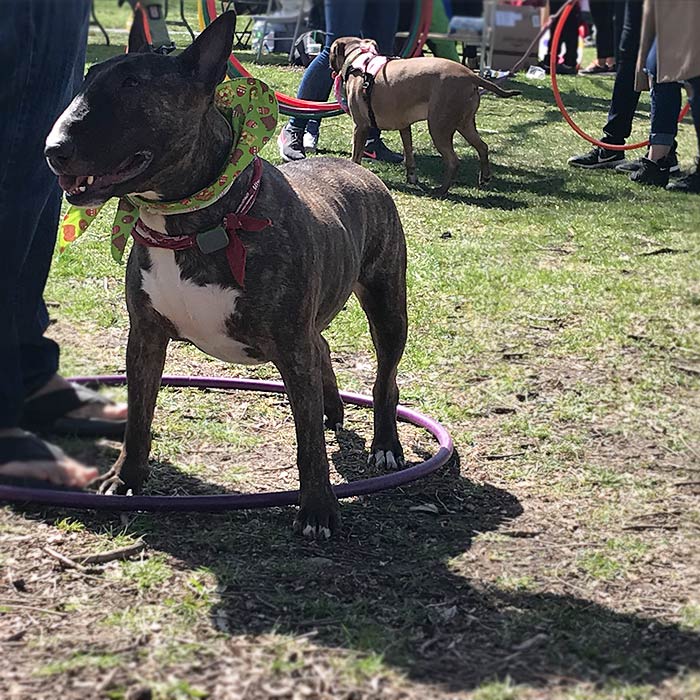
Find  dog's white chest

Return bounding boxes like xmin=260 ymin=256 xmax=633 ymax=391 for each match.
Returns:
xmin=140 ymin=248 xmax=262 ymax=365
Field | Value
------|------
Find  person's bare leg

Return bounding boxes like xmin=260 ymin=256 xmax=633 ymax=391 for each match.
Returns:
xmin=26 ymin=374 xmax=127 ymax=421
xmin=649 ymin=144 xmax=671 ymax=161
xmin=0 ymin=428 xmax=98 ymax=486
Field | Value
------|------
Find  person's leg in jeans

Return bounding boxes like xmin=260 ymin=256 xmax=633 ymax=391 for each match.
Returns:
xmin=568 ymin=0 xmax=642 ymax=169
xmin=602 ymin=0 xmax=642 ymax=145
xmin=279 ymin=0 xmax=402 ymax=163
xmin=667 ymin=76 xmax=700 ymax=192
xmin=0 ymin=0 xmax=98 ymax=485
xmin=361 ymin=0 xmax=402 ymax=153
xmin=630 ymin=39 xmax=681 ymax=186
xmin=293 ymin=1 xmax=365 ymax=140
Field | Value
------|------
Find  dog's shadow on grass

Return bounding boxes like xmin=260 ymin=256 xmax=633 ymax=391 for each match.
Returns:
xmin=379 ymin=152 xmax=646 ymax=207
xmin=23 ymin=424 xmax=700 ymax=695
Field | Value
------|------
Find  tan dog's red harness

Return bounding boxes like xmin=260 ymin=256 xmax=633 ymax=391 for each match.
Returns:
xmin=132 ymin=157 xmax=270 ymax=288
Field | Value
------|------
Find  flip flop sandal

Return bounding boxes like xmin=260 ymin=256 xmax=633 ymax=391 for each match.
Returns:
xmin=579 ymin=63 xmax=609 ymax=74
xmin=0 ymin=433 xmax=85 ymax=491
xmin=21 ymin=382 xmax=126 ymax=439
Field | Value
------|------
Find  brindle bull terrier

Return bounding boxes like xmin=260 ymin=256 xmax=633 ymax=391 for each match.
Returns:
xmin=45 ymin=11 xmax=408 ymax=538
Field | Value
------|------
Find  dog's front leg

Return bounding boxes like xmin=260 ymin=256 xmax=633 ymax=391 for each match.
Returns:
xmin=351 ymin=123 xmax=370 ymax=164
xmin=93 ymin=321 xmax=169 ymax=495
xmin=274 ymin=339 xmax=340 ymax=538
xmin=400 ymin=127 xmax=418 ymax=186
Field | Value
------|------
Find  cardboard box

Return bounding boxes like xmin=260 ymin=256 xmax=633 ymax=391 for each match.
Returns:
xmin=488 ymin=4 xmax=541 ymax=70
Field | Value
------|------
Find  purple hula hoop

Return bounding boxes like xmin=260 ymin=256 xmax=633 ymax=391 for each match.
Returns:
xmin=0 ymin=375 xmax=454 ymax=512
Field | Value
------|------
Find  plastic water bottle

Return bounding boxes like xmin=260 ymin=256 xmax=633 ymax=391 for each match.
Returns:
xmin=526 ymin=65 xmax=546 ymax=80
xmin=263 ymin=31 xmax=275 ymax=54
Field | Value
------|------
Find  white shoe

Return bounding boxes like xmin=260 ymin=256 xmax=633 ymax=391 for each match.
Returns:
xmin=303 ymin=131 xmax=319 ymax=154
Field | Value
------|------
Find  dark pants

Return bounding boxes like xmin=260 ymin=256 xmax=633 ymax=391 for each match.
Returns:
xmin=589 ymin=0 xmax=623 ymax=61
xmin=546 ymin=0 xmax=581 ymax=68
xmin=601 ymin=0 xmax=642 ymax=145
xmin=289 ymin=0 xmax=400 ymax=136
xmin=0 ymin=0 xmax=89 ymax=428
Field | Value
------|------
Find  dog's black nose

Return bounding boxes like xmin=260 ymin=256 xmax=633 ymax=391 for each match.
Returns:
xmin=45 ymin=140 xmax=76 ymax=170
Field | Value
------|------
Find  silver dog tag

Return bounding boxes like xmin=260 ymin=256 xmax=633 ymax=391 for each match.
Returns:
xmin=196 ymin=226 xmax=229 ymax=254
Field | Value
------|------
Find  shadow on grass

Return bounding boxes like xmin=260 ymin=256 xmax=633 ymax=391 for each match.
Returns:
xmin=376 ymin=152 xmax=640 ymax=207
xmin=19 ymin=422 xmax=700 ymax=694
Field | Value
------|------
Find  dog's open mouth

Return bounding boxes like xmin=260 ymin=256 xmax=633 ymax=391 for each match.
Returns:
xmin=59 ymin=151 xmax=153 ymax=202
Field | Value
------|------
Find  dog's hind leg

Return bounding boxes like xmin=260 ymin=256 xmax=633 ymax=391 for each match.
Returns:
xmin=458 ymin=115 xmax=491 ymax=187
xmin=354 ymin=256 xmax=407 ymax=470
xmin=428 ymin=119 xmax=460 ymax=196
xmin=400 ymin=127 xmax=418 ymax=186
xmin=93 ymin=320 xmax=169 ymax=495
xmin=319 ymin=335 xmax=344 ymax=431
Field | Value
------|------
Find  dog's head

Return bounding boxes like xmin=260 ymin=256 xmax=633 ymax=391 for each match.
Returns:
xmin=45 ymin=11 xmax=237 ymax=206
xmin=329 ymin=37 xmax=379 ymax=75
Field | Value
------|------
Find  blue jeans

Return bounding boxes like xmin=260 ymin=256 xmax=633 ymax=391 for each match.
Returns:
xmin=646 ymin=40 xmax=682 ymax=146
xmin=289 ymin=0 xmax=400 ymax=136
xmin=646 ymin=39 xmax=700 ymax=150
xmin=0 ymin=0 xmax=89 ymax=428
xmin=602 ymin=0 xmax=642 ymax=145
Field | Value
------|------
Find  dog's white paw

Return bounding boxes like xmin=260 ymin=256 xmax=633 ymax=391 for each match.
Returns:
xmin=302 ymin=523 xmax=332 ymax=540
xmin=368 ymin=449 xmax=402 ymax=470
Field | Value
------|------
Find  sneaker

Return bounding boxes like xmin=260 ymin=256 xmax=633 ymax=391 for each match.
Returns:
xmin=616 ymin=146 xmax=681 ymax=176
xmin=568 ymin=146 xmax=625 ymax=169
xmin=666 ymin=158 xmax=700 ymax=193
xmin=539 ymin=60 xmax=577 ymax=75
xmin=303 ymin=130 xmax=319 ymax=154
xmin=278 ymin=124 xmax=305 ymax=161
xmin=363 ymin=138 xmax=404 ymax=164
xmin=629 ymin=156 xmax=671 ymax=187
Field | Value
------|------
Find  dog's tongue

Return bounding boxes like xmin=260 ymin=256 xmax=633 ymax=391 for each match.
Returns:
xmin=58 ymin=174 xmax=88 ymax=192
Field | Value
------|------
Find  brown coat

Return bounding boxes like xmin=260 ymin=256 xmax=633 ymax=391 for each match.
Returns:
xmin=635 ymin=0 xmax=700 ymax=91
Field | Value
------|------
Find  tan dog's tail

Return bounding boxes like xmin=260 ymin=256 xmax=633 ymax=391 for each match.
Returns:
xmin=474 ymin=75 xmax=521 ymax=98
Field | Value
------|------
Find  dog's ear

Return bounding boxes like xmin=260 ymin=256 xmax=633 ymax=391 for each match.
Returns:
xmin=329 ymin=40 xmax=343 ymax=73
xmin=178 ymin=10 xmax=237 ymax=91
xmin=127 ymin=9 xmax=153 ymax=54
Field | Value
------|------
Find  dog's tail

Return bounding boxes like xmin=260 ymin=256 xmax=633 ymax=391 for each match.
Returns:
xmin=474 ymin=75 xmax=521 ymax=98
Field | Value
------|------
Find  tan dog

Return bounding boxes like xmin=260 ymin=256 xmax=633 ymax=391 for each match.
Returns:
xmin=330 ymin=37 xmax=520 ymax=195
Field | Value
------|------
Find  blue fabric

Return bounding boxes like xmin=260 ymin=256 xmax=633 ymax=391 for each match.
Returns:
xmin=289 ymin=0 xmax=400 ymax=135
xmin=0 ymin=0 xmax=89 ymax=428
xmin=645 ymin=39 xmax=682 ymax=146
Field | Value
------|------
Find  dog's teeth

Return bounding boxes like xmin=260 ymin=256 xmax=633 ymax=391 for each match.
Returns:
xmin=78 ymin=185 xmax=86 ymax=193
xmin=87 ymin=175 xmax=94 ymax=185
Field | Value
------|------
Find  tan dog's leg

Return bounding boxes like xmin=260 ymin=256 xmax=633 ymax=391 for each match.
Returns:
xmin=351 ymin=123 xmax=369 ymax=164
xmin=458 ymin=115 xmax=491 ymax=187
xmin=428 ymin=120 xmax=459 ymax=197
xmin=399 ymin=127 xmax=417 ymax=185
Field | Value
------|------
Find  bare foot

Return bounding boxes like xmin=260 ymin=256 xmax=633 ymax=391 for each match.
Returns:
xmin=0 ymin=428 xmax=98 ymax=487
xmin=28 ymin=374 xmax=127 ymax=422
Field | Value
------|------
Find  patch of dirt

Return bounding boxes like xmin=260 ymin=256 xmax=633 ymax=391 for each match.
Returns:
xmin=2 ymin=320 xmax=699 ymax=700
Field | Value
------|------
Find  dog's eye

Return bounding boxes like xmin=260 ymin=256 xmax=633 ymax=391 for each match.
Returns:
xmin=122 ymin=76 xmax=140 ymax=88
